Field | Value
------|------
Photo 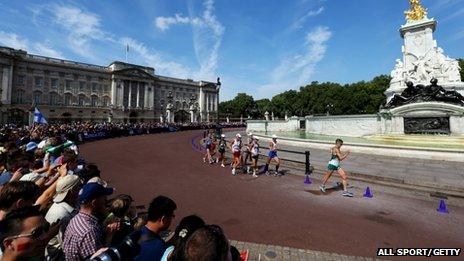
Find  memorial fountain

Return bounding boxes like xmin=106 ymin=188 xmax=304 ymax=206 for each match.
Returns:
xmin=247 ymin=0 xmax=464 ymax=161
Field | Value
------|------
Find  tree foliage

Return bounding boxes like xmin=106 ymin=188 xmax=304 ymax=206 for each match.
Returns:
xmin=219 ymin=75 xmax=391 ymax=118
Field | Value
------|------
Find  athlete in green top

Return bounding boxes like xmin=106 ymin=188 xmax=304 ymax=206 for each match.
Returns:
xmin=319 ymin=139 xmax=353 ymax=197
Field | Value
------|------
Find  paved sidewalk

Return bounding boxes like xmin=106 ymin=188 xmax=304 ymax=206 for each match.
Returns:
xmin=230 ymin=240 xmax=385 ymax=261
xmin=223 ymin=131 xmax=464 ymax=196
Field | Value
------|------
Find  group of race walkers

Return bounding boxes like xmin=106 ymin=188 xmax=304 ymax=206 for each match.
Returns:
xmin=202 ymin=131 xmax=355 ymax=197
xmin=202 ymin=132 xmax=281 ymax=178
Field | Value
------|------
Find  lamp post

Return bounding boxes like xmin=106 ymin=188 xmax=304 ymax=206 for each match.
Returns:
xmin=189 ymin=94 xmax=197 ymax=123
xmin=216 ymin=77 xmax=221 ymax=124
xmin=166 ymin=91 xmax=173 ymax=123
xmin=108 ymin=104 xmax=114 ymax=123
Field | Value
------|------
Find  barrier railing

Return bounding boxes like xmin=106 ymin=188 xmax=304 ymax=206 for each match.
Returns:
xmin=258 ymin=147 xmax=312 ymax=177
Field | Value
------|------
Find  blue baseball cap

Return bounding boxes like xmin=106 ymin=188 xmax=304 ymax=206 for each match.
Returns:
xmin=25 ymin=142 xmax=38 ymax=152
xmin=78 ymin=182 xmax=114 ymax=203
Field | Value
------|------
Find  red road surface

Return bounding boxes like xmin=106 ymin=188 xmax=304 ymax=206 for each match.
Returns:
xmin=80 ymin=130 xmax=464 ymax=257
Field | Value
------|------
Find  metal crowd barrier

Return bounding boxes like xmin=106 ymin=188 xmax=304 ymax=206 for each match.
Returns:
xmin=258 ymin=147 xmax=312 ymax=176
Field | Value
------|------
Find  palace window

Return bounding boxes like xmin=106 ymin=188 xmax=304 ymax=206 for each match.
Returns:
xmin=49 ymin=92 xmax=59 ymax=106
xmin=65 ymin=80 xmax=73 ymax=91
xmin=78 ymin=95 xmax=86 ymax=106
xmin=51 ymin=78 xmax=59 ymax=89
xmin=92 ymin=83 xmax=98 ymax=93
xmin=64 ymin=94 xmax=72 ymax=106
xmin=14 ymin=90 xmax=25 ymax=104
xmin=33 ymin=92 xmax=42 ymax=105
xmin=16 ymin=75 xmax=25 ymax=85
xmin=102 ymin=97 xmax=109 ymax=107
xmin=79 ymin=81 xmax=86 ymax=92
xmin=91 ymin=95 xmax=98 ymax=107
xmin=34 ymin=77 xmax=44 ymax=87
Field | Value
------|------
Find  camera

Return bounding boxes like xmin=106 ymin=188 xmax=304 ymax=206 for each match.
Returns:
xmin=90 ymin=231 xmax=141 ymax=261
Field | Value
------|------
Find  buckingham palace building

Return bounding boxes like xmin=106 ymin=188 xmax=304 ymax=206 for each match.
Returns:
xmin=0 ymin=46 xmax=220 ymax=124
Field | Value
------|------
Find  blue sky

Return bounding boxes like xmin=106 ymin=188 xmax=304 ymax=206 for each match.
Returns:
xmin=0 ymin=0 xmax=463 ymax=101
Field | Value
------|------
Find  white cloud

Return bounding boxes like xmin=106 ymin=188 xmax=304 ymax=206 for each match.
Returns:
xmin=155 ymin=14 xmax=203 ymax=31
xmin=154 ymin=0 xmax=224 ymax=81
xmin=0 ymin=31 xmax=29 ymax=50
xmin=0 ymin=31 xmax=64 ymax=59
xmin=52 ymin=5 xmax=109 ymax=58
xmin=291 ymin=6 xmax=325 ymax=30
xmin=257 ymin=26 xmax=332 ymax=98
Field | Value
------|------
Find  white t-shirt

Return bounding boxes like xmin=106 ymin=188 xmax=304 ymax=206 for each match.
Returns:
xmin=45 ymin=202 xmax=76 ymax=258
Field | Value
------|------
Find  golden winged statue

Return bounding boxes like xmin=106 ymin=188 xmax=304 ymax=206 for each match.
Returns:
xmin=405 ymin=0 xmax=427 ymax=21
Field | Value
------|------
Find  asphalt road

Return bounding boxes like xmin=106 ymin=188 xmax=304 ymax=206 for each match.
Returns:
xmin=80 ymin=130 xmax=464 ymax=257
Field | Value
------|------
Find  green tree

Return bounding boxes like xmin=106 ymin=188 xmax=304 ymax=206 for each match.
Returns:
xmin=219 ymin=74 xmax=391 ymax=118
xmin=255 ymin=99 xmax=271 ymax=118
xmin=219 ymin=93 xmax=255 ymax=118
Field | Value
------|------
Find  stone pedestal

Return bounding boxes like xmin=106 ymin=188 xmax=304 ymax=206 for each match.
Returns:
xmin=386 ymin=17 xmax=464 ymax=103
xmin=379 ymin=102 xmax=464 ymax=135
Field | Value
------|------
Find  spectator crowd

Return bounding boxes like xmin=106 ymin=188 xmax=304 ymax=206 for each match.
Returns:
xmin=0 ymin=121 xmax=245 ymax=261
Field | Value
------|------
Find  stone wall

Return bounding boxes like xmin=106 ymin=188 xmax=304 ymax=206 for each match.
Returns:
xmin=247 ymin=117 xmax=302 ymax=133
xmin=306 ymin=115 xmax=380 ymax=137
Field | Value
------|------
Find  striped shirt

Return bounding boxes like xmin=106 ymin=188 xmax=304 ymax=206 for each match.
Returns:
xmin=62 ymin=212 xmax=103 ymax=261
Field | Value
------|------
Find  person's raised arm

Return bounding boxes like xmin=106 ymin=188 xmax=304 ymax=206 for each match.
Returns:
xmin=35 ymin=164 xmax=67 ymax=211
xmin=335 ymin=148 xmax=350 ymax=161
xmin=35 ymin=153 xmax=50 ymax=174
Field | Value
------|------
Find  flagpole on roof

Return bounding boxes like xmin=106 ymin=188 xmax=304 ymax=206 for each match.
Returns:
xmin=125 ymin=44 xmax=129 ymax=63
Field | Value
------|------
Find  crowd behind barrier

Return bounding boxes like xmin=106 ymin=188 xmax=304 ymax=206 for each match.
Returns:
xmin=0 ymin=121 xmax=246 ymax=261
xmin=0 ymin=121 xmax=246 ymax=146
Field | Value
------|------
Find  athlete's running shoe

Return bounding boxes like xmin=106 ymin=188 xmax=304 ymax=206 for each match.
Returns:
xmin=342 ymin=191 xmax=354 ymax=197
xmin=232 ymin=168 xmax=236 ymax=176
xmin=319 ymin=185 xmax=326 ymax=193
xmin=252 ymin=173 xmax=258 ymax=178
xmin=265 ymin=171 xmax=271 ymax=176
xmin=203 ymin=158 xmax=206 ymax=163
xmin=221 ymin=164 xmax=225 ymax=168
xmin=247 ymin=166 xmax=251 ymax=173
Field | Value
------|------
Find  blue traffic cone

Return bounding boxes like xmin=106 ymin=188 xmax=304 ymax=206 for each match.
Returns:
xmin=363 ymin=187 xmax=373 ymax=198
xmin=304 ymin=175 xmax=312 ymax=184
xmin=437 ymin=199 xmax=449 ymax=213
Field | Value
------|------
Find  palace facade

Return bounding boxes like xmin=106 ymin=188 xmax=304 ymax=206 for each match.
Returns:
xmin=0 ymin=46 xmax=220 ymax=124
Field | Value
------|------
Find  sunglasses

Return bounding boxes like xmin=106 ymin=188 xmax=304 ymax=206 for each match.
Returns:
xmin=7 ymin=223 xmax=50 ymax=240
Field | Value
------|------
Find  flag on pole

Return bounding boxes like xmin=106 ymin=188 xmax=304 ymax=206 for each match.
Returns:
xmin=33 ymin=107 xmax=47 ymax=124
xmin=125 ymin=44 xmax=129 ymax=62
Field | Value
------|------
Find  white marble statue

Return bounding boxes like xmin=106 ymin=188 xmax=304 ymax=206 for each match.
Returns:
xmin=385 ymin=7 xmax=464 ymax=102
